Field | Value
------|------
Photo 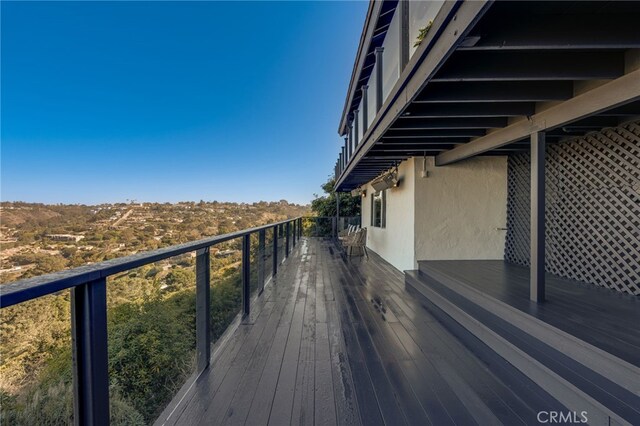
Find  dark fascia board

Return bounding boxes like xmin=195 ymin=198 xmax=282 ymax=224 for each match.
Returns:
xmin=336 ymin=0 xmax=490 ymax=191
xmin=338 ymin=0 xmax=384 ymax=135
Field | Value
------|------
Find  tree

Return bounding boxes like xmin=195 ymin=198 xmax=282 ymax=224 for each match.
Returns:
xmin=164 ymin=269 xmax=195 ymax=292
xmin=311 ymin=177 xmax=361 ymax=217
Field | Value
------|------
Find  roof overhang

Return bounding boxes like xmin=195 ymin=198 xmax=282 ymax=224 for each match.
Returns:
xmin=338 ymin=0 xmax=398 ymax=136
xmin=335 ymin=0 xmax=640 ymax=191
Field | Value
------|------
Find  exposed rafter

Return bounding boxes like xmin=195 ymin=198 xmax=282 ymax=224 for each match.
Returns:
xmin=432 ymin=51 xmax=625 ymax=82
xmin=403 ymin=102 xmax=535 ymax=118
xmin=460 ymin=14 xmax=640 ymax=51
xmin=435 ymin=69 xmax=640 ymax=165
xmin=414 ymin=81 xmax=573 ymax=103
xmin=392 ymin=117 xmax=507 ymax=130
xmin=384 ymin=128 xmax=486 ymax=138
xmin=379 ymin=137 xmax=471 ymax=144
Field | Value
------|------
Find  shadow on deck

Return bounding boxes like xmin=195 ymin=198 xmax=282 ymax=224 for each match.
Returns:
xmin=160 ymin=238 xmax=568 ymax=426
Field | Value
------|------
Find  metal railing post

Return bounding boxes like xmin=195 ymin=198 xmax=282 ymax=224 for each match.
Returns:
xmin=285 ymin=222 xmax=290 ymax=258
xmin=258 ymin=230 xmax=266 ymax=294
xmin=292 ymin=220 xmax=297 ymax=247
xmin=71 ymin=278 xmax=110 ymax=426
xmin=332 ymin=217 xmax=337 ymax=239
xmin=242 ymin=234 xmax=251 ymax=316
xmin=272 ymin=226 xmax=278 ymax=276
xmin=195 ymin=247 xmax=211 ymax=373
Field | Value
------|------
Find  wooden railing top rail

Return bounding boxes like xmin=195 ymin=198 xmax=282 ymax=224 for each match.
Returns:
xmin=0 ymin=217 xmax=302 ymax=308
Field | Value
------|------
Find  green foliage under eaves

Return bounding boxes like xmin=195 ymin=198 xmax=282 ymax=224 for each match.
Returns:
xmin=414 ymin=20 xmax=434 ymax=48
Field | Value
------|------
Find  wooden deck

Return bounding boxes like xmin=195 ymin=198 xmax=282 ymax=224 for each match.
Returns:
xmin=417 ymin=260 xmax=640 ymax=368
xmin=162 ymin=238 xmax=565 ymax=426
xmin=407 ymin=260 xmax=640 ymax=425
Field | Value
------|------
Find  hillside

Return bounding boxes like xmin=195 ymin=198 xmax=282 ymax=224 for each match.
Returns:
xmin=0 ymin=200 xmax=309 ymax=425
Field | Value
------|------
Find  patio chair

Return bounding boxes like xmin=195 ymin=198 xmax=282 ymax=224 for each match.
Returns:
xmin=344 ymin=228 xmax=368 ymax=259
xmin=338 ymin=224 xmax=357 ymax=241
xmin=338 ymin=224 xmax=352 ymax=239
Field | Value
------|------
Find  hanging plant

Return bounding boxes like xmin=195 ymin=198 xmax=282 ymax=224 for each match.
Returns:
xmin=414 ymin=20 xmax=433 ymax=48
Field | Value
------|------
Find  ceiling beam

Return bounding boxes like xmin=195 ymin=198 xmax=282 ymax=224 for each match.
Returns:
xmin=392 ymin=117 xmax=508 ymax=130
xmin=596 ymin=102 xmax=640 ymax=117
xmin=380 ymin=138 xmax=529 ymax=146
xmin=435 ymin=68 xmax=640 ymax=166
xmin=371 ymin=145 xmax=527 ymax=153
xmin=460 ymin=14 xmax=640 ymax=51
xmin=414 ymin=81 xmax=573 ymax=103
xmin=372 ymin=144 xmax=458 ymax=151
xmin=384 ymin=128 xmax=486 ymax=138
xmin=364 ymin=153 xmax=411 ymax=159
xmin=432 ymin=51 xmax=624 ymax=81
xmin=403 ymin=102 xmax=535 ymax=118
xmin=379 ymin=137 xmax=470 ymax=144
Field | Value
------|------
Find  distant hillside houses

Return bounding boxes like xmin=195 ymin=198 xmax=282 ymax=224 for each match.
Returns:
xmin=46 ymin=234 xmax=84 ymax=242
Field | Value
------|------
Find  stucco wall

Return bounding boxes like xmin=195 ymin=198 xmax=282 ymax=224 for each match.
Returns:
xmin=414 ymin=156 xmax=508 ymax=261
xmin=359 ymin=155 xmax=507 ymax=271
xmin=361 ymin=158 xmax=416 ymax=271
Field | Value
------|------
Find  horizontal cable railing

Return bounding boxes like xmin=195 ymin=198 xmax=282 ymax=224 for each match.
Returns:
xmin=0 ymin=217 xmax=304 ymax=426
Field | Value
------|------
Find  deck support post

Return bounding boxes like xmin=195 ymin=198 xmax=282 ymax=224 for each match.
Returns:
xmin=71 ymin=278 xmax=110 ymax=426
xmin=242 ymin=234 xmax=251 ymax=316
xmin=272 ymin=226 xmax=278 ymax=277
xmin=375 ymin=47 xmax=384 ymax=112
xmin=530 ymin=131 xmax=546 ymax=303
xmin=285 ymin=222 xmax=290 ymax=258
xmin=258 ymin=230 xmax=265 ymax=294
xmin=195 ymin=248 xmax=211 ymax=372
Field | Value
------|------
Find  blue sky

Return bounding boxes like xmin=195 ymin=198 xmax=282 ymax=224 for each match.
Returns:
xmin=1 ymin=1 xmax=366 ymax=205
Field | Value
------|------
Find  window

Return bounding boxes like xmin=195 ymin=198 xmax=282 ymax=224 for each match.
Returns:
xmin=371 ymin=190 xmax=386 ymax=228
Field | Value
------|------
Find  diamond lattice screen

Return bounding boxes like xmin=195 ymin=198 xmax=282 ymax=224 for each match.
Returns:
xmin=504 ymin=121 xmax=640 ymax=295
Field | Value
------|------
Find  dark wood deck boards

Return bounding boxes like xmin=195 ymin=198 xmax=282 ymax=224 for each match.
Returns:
xmin=418 ymin=260 xmax=640 ymax=367
xmin=168 ymin=239 xmax=565 ymax=426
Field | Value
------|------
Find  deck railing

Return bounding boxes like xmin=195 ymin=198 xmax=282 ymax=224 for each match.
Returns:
xmin=0 ymin=217 xmax=304 ymax=426
xmin=301 ymin=216 xmax=361 ymax=238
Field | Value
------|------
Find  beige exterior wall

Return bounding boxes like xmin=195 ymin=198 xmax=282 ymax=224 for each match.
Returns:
xmin=361 ymin=158 xmax=416 ymax=271
xmin=414 ymin=156 xmax=508 ymax=261
xmin=359 ymin=156 xmax=508 ymax=271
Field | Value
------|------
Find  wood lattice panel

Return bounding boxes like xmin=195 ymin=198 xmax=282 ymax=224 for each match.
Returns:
xmin=504 ymin=121 xmax=640 ymax=295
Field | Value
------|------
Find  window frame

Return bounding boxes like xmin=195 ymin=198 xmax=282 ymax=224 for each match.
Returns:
xmin=370 ymin=190 xmax=386 ymax=228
